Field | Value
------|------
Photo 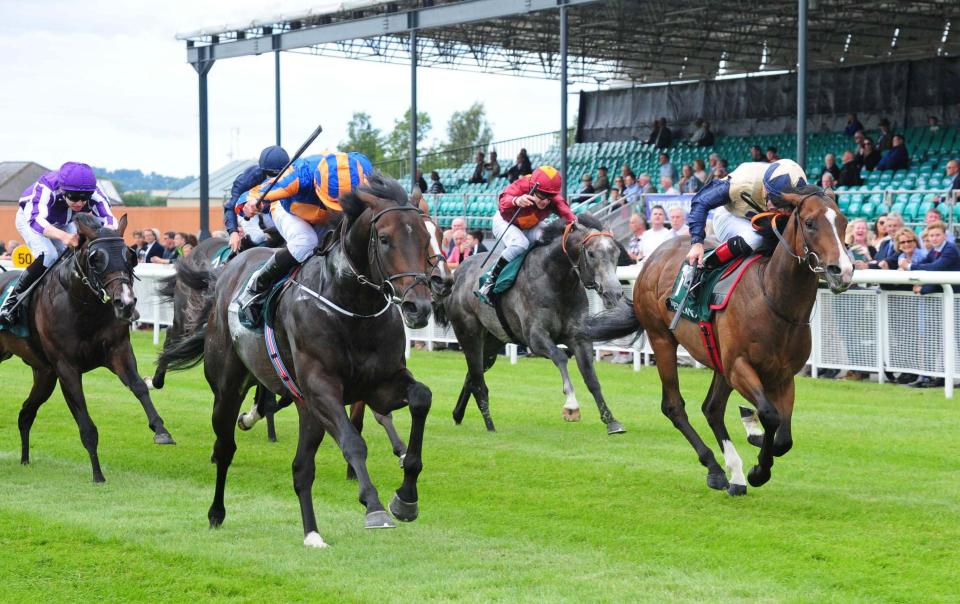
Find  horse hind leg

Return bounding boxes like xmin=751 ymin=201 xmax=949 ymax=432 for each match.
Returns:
xmin=373 ymin=410 xmax=407 ymax=459
xmin=345 ymin=403 xmax=365 ymax=481
xmin=292 ymin=408 xmax=328 ymax=546
xmin=207 ymin=356 xmax=251 ymax=528
xmin=457 ymin=334 xmax=495 ymax=431
xmin=726 ymin=358 xmax=782 ymax=488
xmin=700 ymin=372 xmax=747 ymax=496
xmin=237 ymin=385 xmax=271 ymax=432
xmin=56 ymin=365 xmax=105 ymax=483
xmin=18 ymin=367 xmax=58 ymax=465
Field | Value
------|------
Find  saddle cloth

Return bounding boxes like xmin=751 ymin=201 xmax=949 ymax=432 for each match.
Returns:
xmin=476 ymin=247 xmax=531 ymax=297
xmin=0 ymin=279 xmax=31 ymax=338
xmin=209 ymin=246 xmax=232 ymax=270
xmin=666 ymin=255 xmax=763 ymax=324
xmin=235 ymin=263 xmax=299 ymax=332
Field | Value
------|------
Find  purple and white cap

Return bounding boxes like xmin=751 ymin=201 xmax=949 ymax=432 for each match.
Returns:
xmin=58 ymin=161 xmax=98 ymax=192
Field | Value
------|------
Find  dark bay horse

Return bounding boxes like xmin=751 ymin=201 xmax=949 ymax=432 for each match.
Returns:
xmin=439 ymin=214 xmax=627 ymax=435
xmin=160 ymin=174 xmax=435 ymax=547
xmin=0 ymin=214 xmax=174 ymax=482
xmin=587 ymin=187 xmax=852 ymax=495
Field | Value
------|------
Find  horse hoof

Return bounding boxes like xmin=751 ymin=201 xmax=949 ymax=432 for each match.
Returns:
xmin=208 ymin=508 xmax=225 ymax=528
xmin=398 ymin=454 xmax=406 ymax=469
xmin=563 ymin=408 xmax=581 ymax=422
xmin=93 ymin=475 xmax=106 ymax=484
xmin=747 ymin=434 xmax=763 ymax=448
xmin=748 ymin=466 xmax=771 ymax=487
xmin=153 ymin=432 xmax=176 ymax=445
xmin=484 ymin=422 xmax=497 ymax=433
xmin=20 ymin=458 xmax=29 ymax=466
xmin=389 ymin=493 xmax=419 ymax=522
xmin=365 ymin=510 xmax=396 ymax=529
xmin=706 ymin=472 xmax=729 ymax=490
xmin=606 ymin=421 xmax=626 ymax=435
xmin=236 ymin=415 xmax=252 ymax=431
xmin=303 ymin=531 xmax=328 ymax=548
xmin=727 ymin=484 xmax=747 ymax=497
xmin=452 ymin=412 xmax=464 ymax=425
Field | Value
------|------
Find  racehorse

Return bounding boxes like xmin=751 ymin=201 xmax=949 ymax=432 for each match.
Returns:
xmin=0 ymin=214 xmax=174 ymax=483
xmin=439 ymin=213 xmax=627 ymax=435
xmin=586 ymin=187 xmax=852 ymax=495
xmin=159 ymin=174 xmax=436 ymax=547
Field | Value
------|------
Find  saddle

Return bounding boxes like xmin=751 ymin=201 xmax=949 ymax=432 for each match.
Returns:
xmin=235 ymin=263 xmax=300 ymax=331
xmin=476 ymin=248 xmax=531 ymax=299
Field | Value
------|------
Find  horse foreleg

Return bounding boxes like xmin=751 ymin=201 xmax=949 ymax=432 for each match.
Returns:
xmin=700 ymin=372 xmax=746 ymax=496
xmin=373 ymin=411 xmax=407 ymax=459
xmin=391 ymin=379 xmax=431 ymax=523
xmin=238 ymin=385 xmax=271 ymax=432
xmin=107 ymin=343 xmax=175 ymax=444
xmin=570 ymin=338 xmax=625 ymax=434
xmin=18 ymin=367 xmax=58 ymax=465
xmin=727 ymin=358 xmax=781 ymax=488
xmin=528 ymin=331 xmax=580 ymax=423
xmin=55 ymin=363 xmax=105 ymax=483
xmin=345 ymin=402 xmax=366 ymax=480
xmin=207 ymin=353 xmax=249 ymax=529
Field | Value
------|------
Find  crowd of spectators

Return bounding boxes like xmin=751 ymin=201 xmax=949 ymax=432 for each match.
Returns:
xmin=127 ymin=229 xmax=198 ymax=265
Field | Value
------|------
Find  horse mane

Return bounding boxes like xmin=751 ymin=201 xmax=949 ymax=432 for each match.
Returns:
xmin=538 ymin=212 xmax=603 ymax=245
xmin=75 ymin=213 xmax=115 ymax=238
xmin=777 ymin=184 xmax=826 ymax=210
xmin=339 ymin=172 xmax=410 ymax=221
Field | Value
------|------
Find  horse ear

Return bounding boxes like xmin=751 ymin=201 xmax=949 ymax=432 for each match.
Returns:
xmin=339 ymin=192 xmax=367 ymax=221
xmin=116 ymin=214 xmax=128 ymax=236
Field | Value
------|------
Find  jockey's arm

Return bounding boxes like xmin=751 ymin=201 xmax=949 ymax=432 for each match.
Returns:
xmin=42 ymin=225 xmax=78 ymax=247
xmin=685 ymin=179 xmax=732 ymax=265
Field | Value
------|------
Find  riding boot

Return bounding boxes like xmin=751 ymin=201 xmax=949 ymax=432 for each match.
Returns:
xmin=237 ymin=248 xmax=299 ymax=326
xmin=477 ymin=256 xmax=509 ymax=300
xmin=702 ymin=236 xmax=754 ymax=271
xmin=0 ymin=254 xmax=46 ymax=326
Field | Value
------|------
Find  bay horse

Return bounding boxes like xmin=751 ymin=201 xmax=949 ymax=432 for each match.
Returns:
xmin=439 ymin=213 xmax=627 ymax=434
xmin=586 ymin=187 xmax=852 ymax=495
xmin=159 ymin=174 xmax=435 ymax=547
xmin=0 ymin=214 xmax=174 ymax=483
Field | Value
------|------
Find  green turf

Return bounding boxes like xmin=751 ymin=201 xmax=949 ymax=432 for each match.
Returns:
xmin=0 ymin=331 xmax=957 ymax=603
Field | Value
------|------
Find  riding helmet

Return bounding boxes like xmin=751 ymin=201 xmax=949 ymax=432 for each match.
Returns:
xmin=259 ymin=145 xmax=290 ymax=175
xmin=313 ymin=151 xmax=373 ymax=211
xmin=762 ymin=159 xmax=809 ymax=205
xmin=530 ymin=165 xmax=562 ymax=196
xmin=58 ymin=162 xmax=98 ymax=193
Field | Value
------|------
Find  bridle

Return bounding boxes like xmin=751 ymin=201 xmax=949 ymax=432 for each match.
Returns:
xmin=561 ymin=222 xmax=616 ymax=292
xmin=73 ymin=236 xmax=134 ymax=304
xmin=345 ymin=205 xmax=431 ymax=303
xmin=421 ymin=214 xmax=447 ymax=279
xmin=769 ymin=192 xmax=828 ymax=274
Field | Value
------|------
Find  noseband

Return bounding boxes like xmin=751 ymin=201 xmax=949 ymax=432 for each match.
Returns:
xmin=769 ymin=192 xmax=828 ymax=274
xmin=561 ymin=222 xmax=615 ymax=292
xmin=73 ymin=236 xmax=133 ymax=304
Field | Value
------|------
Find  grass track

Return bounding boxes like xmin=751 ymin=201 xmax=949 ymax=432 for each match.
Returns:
xmin=0 ymin=332 xmax=957 ymax=603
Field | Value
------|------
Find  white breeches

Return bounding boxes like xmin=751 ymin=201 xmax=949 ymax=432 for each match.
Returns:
xmin=271 ymin=204 xmax=330 ymax=263
xmin=15 ymin=208 xmax=75 ymax=267
xmin=711 ymin=207 xmax=764 ymax=249
xmin=239 ymin=213 xmax=275 ymax=245
xmin=492 ymin=211 xmax=546 ymax=262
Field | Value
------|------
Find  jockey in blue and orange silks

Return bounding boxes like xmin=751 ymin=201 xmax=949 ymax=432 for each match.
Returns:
xmin=0 ymin=162 xmax=117 ymax=325
xmin=234 ymin=151 xmax=372 ymax=324
xmin=224 ymin=145 xmax=289 ymax=252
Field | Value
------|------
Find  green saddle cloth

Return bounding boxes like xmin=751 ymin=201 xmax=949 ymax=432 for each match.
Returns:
xmin=0 ymin=280 xmax=30 ymax=338
xmin=210 ymin=246 xmax=232 ymax=269
xmin=477 ymin=249 xmax=530 ymax=299
xmin=665 ymin=256 xmax=755 ymax=324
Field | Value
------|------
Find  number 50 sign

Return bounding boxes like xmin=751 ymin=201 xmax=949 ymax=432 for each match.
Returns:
xmin=12 ymin=245 xmax=33 ymax=269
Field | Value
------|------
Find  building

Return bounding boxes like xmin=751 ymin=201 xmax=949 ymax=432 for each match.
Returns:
xmin=0 ymin=161 xmax=50 ymax=203
xmin=166 ymin=159 xmax=256 ymax=207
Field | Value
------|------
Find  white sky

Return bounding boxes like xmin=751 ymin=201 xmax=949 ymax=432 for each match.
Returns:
xmin=0 ymin=0 xmax=589 ymax=177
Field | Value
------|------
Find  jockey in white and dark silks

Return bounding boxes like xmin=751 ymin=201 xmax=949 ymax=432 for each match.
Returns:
xmin=685 ymin=159 xmax=810 ymax=270
xmin=0 ymin=162 xmax=117 ymax=325
xmin=235 ymin=151 xmax=373 ymax=324
xmin=478 ymin=165 xmax=578 ymax=299
xmin=224 ymin=145 xmax=289 ymax=252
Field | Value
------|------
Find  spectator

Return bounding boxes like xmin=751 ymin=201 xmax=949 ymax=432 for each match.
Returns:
xmin=668 ymin=206 xmax=689 ymax=237
xmin=692 ymin=159 xmax=708 ymax=184
xmin=876 ymin=134 xmax=909 ymax=171
xmin=708 ymin=153 xmax=720 ymax=172
xmin=151 ymin=231 xmax=179 ymax=264
xmin=415 ymin=169 xmax=428 ymax=193
xmin=6 ymin=239 xmax=18 ymax=253
xmin=881 ymin=227 xmax=923 ymax=270
xmin=700 ymin=121 xmax=715 ymax=147
xmin=876 ymin=118 xmax=893 ymax=152
xmin=468 ymin=230 xmax=488 ymax=254
xmin=637 ymin=173 xmax=656 ymax=194
xmin=485 ymin=151 xmax=501 ymax=183
xmin=575 ymin=174 xmax=595 ymax=201
xmin=924 ymin=208 xmax=955 ymax=243
xmin=129 ymin=230 xmax=145 ymax=255
xmin=750 ymin=145 xmax=766 ymax=162
xmin=140 ymin=228 xmax=163 ymax=264
xmin=442 ymin=217 xmax=468 ymax=255
xmin=622 ymin=174 xmax=641 ymax=204
xmin=181 ymin=243 xmax=194 ymax=257
xmin=857 ymin=138 xmax=882 ymax=171
xmin=821 ymin=172 xmax=837 ymax=190
xmin=613 ymin=175 xmax=625 ymax=194
xmin=852 ymin=130 xmax=867 ymax=155
xmin=678 ymin=165 xmax=701 ymax=193
xmin=185 ymin=233 xmax=199 ymax=247
xmin=845 ymin=218 xmax=875 ymax=270
xmin=873 ymin=214 xmax=888 ymax=241
xmin=444 ymin=230 xmax=469 ymax=269
xmin=658 ymin=153 xmax=677 ymax=181
xmin=659 ymin=176 xmax=679 ymax=195
xmin=469 ymin=151 xmax=486 ymax=184
xmin=689 ymin=119 xmax=714 ymax=147
xmin=766 ymin=146 xmax=780 ymax=162
xmin=819 ymin=153 xmax=841 ymax=182
xmin=594 ymin=166 xmax=610 ymax=192
xmin=933 ymin=159 xmax=960 ymax=204
xmin=646 ymin=118 xmax=673 ymax=148
xmin=620 ymin=164 xmax=634 ymax=179
xmin=639 ymin=205 xmax=676 ymax=264
xmin=506 ymin=149 xmax=532 ymax=182
xmin=838 ymin=150 xmax=863 ymax=186
xmin=868 ymin=213 xmax=903 ymax=269
xmin=428 ymin=170 xmax=446 ymax=194
xmin=608 ymin=188 xmax=623 ymax=207
xmin=928 ymin=115 xmax=940 ymax=133
xmin=712 ymin=164 xmax=729 ymax=180
xmin=844 ymin=112 xmax=864 ymax=136
xmin=626 ymin=213 xmax=646 ymax=262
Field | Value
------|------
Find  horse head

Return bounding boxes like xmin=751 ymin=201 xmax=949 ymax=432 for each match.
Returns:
xmin=778 ymin=186 xmax=853 ymax=293
xmin=74 ymin=213 xmax=139 ymax=322
xmin=410 ymin=188 xmax=453 ymax=298
xmin=562 ymin=214 xmax=623 ymax=309
xmin=340 ymin=174 xmax=434 ymax=328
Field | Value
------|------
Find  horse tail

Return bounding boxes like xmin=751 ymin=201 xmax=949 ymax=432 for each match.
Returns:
xmin=156 ymin=274 xmax=177 ymax=303
xmin=176 ymin=260 xmax=216 ymax=292
xmin=433 ymin=295 xmax=450 ymax=328
xmin=158 ymin=325 xmax=206 ymax=371
xmin=583 ymin=299 xmax=643 ymax=341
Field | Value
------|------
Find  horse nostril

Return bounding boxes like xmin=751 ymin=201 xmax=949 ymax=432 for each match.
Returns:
xmin=826 ymin=264 xmax=842 ymax=276
xmin=401 ymin=301 xmax=418 ymax=316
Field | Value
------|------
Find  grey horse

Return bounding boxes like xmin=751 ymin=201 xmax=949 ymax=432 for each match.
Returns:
xmin=438 ymin=213 xmax=627 ymax=435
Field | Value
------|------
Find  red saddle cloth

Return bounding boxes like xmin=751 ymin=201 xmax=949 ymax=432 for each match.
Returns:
xmin=700 ymin=254 xmax=764 ymax=373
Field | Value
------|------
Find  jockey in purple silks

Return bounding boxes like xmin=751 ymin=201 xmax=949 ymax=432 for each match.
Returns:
xmin=0 ymin=162 xmax=117 ymax=325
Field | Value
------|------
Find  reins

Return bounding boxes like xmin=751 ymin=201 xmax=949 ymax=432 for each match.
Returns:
xmin=561 ymin=222 xmax=615 ymax=291
xmin=71 ymin=236 xmax=134 ymax=304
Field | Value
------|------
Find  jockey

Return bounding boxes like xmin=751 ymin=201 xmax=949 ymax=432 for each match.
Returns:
xmin=685 ymin=158 xmax=809 ymax=269
xmin=224 ymin=145 xmax=289 ymax=252
xmin=0 ymin=162 xmax=117 ymax=324
xmin=235 ymin=151 xmax=372 ymax=324
xmin=478 ymin=166 xmax=577 ymax=298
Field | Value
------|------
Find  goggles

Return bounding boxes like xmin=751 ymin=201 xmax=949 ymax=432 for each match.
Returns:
xmin=63 ymin=190 xmax=94 ymax=202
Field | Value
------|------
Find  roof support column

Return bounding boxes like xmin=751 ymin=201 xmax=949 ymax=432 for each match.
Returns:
xmin=796 ymin=0 xmax=808 ymax=171
xmin=274 ymin=50 xmax=282 ymax=146
xmin=193 ymin=58 xmax=214 ymax=240
xmin=560 ymin=3 xmax=568 ymax=199
xmin=410 ymin=29 xmax=419 ymax=192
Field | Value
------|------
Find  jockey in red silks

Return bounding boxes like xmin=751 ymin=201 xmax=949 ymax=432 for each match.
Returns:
xmin=478 ymin=165 xmax=577 ymax=299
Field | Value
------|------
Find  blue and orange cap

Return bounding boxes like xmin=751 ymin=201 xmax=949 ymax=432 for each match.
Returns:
xmin=314 ymin=152 xmax=373 ymax=211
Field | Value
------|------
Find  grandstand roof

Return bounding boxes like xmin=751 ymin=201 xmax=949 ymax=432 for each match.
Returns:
xmin=0 ymin=161 xmax=49 ymax=204
xmin=177 ymin=0 xmax=960 ymax=84
xmin=168 ymin=159 xmax=257 ymax=204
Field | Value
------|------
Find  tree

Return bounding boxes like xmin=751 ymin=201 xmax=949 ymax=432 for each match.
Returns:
xmin=338 ymin=112 xmax=385 ymax=164
xmin=383 ymin=108 xmax=432 ymax=164
xmin=443 ymin=102 xmax=494 ymax=166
